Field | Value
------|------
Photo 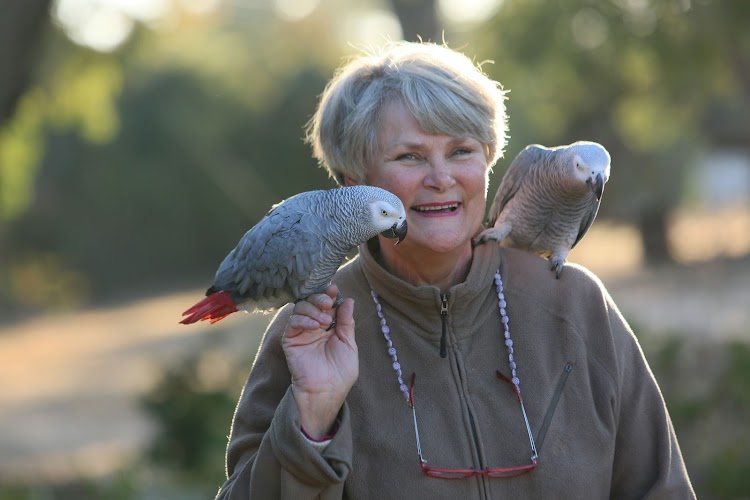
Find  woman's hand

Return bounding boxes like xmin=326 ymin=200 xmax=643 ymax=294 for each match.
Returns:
xmin=282 ymin=284 xmax=358 ymax=439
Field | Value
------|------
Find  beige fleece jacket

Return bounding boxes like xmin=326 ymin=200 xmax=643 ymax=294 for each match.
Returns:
xmin=216 ymin=242 xmax=695 ymax=499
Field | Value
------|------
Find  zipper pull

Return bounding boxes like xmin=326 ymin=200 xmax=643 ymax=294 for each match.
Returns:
xmin=439 ymin=293 xmax=449 ymax=358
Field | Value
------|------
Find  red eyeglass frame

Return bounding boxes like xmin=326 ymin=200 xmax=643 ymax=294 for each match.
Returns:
xmin=409 ymin=372 xmax=538 ymax=479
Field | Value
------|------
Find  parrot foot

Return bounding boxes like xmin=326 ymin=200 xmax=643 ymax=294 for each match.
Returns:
xmin=550 ymin=257 xmax=565 ymax=279
xmin=325 ymin=291 xmax=344 ymax=331
xmin=473 ymin=228 xmax=507 ymax=246
xmin=332 ymin=290 xmax=344 ymax=308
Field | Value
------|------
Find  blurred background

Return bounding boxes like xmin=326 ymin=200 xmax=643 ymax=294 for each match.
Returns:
xmin=0 ymin=0 xmax=748 ymax=498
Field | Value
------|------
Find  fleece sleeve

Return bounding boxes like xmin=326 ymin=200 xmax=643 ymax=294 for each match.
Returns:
xmin=214 ymin=305 xmax=353 ymax=500
xmin=604 ymin=293 xmax=696 ymax=499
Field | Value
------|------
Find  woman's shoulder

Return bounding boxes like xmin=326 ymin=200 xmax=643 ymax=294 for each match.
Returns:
xmin=498 ymin=246 xmax=612 ymax=311
xmin=498 ymin=248 xmax=631 ymax=375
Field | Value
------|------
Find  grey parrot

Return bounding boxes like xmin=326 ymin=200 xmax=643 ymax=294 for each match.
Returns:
xmin=474 ymin=141 xmax=610 ymax=278
xmin=181 ymin=186 xmax=407 ymax=324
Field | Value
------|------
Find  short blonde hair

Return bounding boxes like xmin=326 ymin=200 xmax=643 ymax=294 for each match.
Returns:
xmin=305 ymin=41 xmax=508 ymax=186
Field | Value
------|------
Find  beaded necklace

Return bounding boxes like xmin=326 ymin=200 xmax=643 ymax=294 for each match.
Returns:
xmin=369 ymin=267 xmax=538 ymax=467
xmin=369 ymin=269 xmax=521 ymax=402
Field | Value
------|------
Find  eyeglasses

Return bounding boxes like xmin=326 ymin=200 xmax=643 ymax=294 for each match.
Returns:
xmin=409 ymin=371 xmax=538 ymax=479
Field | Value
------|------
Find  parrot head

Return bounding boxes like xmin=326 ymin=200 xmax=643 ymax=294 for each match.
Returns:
xmin=569 ymin=141 xmax=611 ymax=200
xmin=371 ymin=199 xmax=408 ymax=244
xmin=354 ymin=186 xmax=408 ymax=244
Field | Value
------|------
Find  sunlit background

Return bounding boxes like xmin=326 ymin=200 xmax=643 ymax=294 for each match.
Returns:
xmin=1 ymin=0 xmax=749 ymax=498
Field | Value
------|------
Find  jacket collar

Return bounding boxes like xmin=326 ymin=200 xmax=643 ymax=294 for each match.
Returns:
xmin=358 ymin=240 xmax=503 ymax=341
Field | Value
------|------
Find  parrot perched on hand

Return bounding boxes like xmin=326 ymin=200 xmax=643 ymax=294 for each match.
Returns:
xmin=474 ymin=141 xmax=611 ymax=278
xmin=180 ymin=186 xmax=407 ymax=324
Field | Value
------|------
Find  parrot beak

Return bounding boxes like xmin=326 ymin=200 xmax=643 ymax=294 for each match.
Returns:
xmin=381 ymin=220 xmax=408 ymax=245
xmin=588 ymin=173 xmax=605 ymax=201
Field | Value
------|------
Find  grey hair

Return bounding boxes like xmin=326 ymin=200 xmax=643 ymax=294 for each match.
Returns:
xmin=305 ymin=41 xmax=509 ymax=186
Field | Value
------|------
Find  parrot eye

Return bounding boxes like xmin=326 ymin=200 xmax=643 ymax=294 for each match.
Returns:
xmin=381 ymin=209 xmax=388 ymax=216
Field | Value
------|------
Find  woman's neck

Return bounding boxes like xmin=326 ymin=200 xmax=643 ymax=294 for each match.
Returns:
xmin=374 ymin=237 xmax=473 ymax=291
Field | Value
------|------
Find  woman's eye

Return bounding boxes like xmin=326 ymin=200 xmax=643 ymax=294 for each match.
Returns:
xmin=396 ymin=153 xmax=418 ymax=161
xmin=453 ymin=147 xmax=472 ymax=156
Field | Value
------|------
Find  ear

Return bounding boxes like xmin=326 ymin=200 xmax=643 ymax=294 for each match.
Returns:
xmin=343 ymin=175 xmax=358 ymax=186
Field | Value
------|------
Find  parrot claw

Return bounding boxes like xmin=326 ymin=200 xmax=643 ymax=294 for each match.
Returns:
xmin=332 ymin=290 xmax=344 ymax=308
xmin=324 ymin=290 xmax=344 ymax=331
xmin=473 ymin=229 xmax=503 ymax=246
xmin=550 ymin=258 xmax=565 ymax=279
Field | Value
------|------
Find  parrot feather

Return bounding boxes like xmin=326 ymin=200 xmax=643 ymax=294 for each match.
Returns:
xmin=475 ymin=141 xmax=611 ymax=279
xmin=180 ymin=186 xmax=407 ymax=324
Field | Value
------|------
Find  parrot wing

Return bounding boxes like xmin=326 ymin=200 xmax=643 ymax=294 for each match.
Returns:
xmin=233 ymin=209 xmax=326 ymax=300
xmin=214 ymin=201 xmax=334 ymax=304
xmin=572 ymin=197 xmax=601 ymax=249
xmin=487 ymin=145 xmax=547 ymax=225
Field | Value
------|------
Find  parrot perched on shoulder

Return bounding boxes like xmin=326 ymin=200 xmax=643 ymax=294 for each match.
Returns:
xmin=181 ymin=186 xmax=407 ymax=324
xmin=474 ymin=141 xmax=611 ymax=278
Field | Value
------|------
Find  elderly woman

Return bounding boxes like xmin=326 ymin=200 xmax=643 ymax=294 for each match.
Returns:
xmin=216 ymin=42 xmax=694 ymax=499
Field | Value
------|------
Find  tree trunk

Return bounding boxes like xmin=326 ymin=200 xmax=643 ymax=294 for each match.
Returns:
xmin=0 ymin=0 xmax=51 ymax=124
xmin=386 ymin=0 xmax=440 ymax=42
xmin=637 ymin=206 xmax=674 ymax=265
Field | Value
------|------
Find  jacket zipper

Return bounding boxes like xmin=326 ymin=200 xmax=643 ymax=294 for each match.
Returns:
xmin=536 ymin=363 xmax=573 ymax=452
xmin=438 ymin=293 xmax=487 ymax=474
xmin=439 ymin=293 xmax=449 ymax=358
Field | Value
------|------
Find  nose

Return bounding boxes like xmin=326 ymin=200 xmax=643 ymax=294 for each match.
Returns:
xmin=424 ymin=158 xmax=456 ymax=191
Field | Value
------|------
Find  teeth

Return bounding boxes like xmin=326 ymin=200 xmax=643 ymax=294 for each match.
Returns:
xmin=413 ymin=203 xmax=459 ymax=212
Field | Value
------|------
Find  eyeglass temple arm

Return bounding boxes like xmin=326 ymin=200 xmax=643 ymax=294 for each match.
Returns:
xmin=409 ymin=373 xmax=427 ymax=463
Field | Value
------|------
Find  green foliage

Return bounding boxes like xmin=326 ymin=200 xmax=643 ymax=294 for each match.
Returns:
xmin=0 ymin=18 xmax=337 ymax=314
xmin=139 ymin=352 xmax=239 ymax=485
xmin=0 ymin=469 xmax=138 ymax=500
xmin=0 ymin=42 xmax=124 ymax=223
xmin=0 ymin=89 xmax=44 ymax=221
xmin=643 ymin=334 xmax=750 ymax=498
xmin=137 ymin=326 xmax=263 ymax=495
xmin=722 ymin=341 xmax=750 ymax=407
xmin=704 ymin=442 xmax=750 ymax=500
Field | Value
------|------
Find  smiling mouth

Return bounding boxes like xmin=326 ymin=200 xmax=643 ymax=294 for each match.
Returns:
xmin=412 ymin=202 xmax=460 ymax=213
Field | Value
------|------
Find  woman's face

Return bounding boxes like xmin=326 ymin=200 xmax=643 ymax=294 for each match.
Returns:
xmin=366 ymin=101 xmax=490 ymax=256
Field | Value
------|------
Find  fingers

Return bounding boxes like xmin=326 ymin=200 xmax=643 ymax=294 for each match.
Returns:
xmin=334 ymin=298 xmax=356 ymax=350
xmin=288 ymin=300 xmax=332 ymax=332
xmin=322 ymin=284 xmax=341 ymax=304
xmin=287 ymin=285 xmax=341 ymax=333
xmin=335 ymin=297 xmax=354 ymax=329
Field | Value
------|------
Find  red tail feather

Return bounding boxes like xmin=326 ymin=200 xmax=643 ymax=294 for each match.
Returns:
xmin=180 ymin=290 xmax=238 ymax=324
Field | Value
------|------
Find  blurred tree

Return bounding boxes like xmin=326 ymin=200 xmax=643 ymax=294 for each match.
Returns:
xmin=472 ymin=0 xmax=750 ymax=264
xmin=0 ymin=0 xmax=51 ymax=300
xmin=0 ymin=0 xmax=51 ymax=125
xmin=387 ymin=0 xmax=440 ymax=41
xmin=1 ymin=6 xmax=341 ymax=315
